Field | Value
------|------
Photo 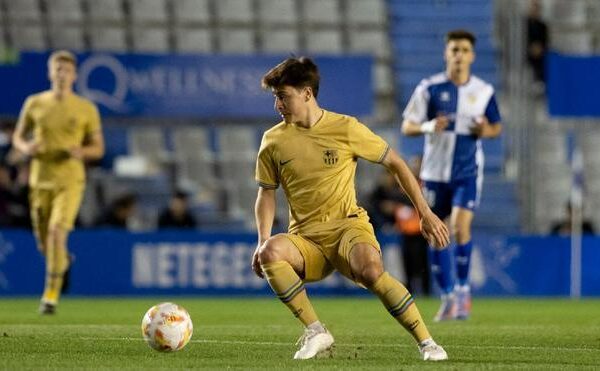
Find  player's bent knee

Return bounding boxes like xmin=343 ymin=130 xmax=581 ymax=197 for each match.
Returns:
xmin=356 ymin=263 xmax=384 ymax=287
xmin=258 ymin=236 xmax=291 ymax=264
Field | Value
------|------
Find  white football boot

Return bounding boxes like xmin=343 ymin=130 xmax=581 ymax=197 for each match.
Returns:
xmin=293 ymin=326 xmax=334 ymax=360
xmin=418 ymin=339 xmax=448 ymax=361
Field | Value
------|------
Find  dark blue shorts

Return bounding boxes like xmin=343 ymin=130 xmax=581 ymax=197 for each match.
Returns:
xmin=422 ymin=176 xmax=480 ymax=219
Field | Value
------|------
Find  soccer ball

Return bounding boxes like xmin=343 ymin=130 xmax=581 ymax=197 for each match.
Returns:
xmin=141 ymin=302 xmax=193 ymax=352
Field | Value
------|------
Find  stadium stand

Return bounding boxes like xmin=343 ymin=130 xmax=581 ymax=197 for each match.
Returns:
xmin=0 ymin=0 xmax=522 ymax=234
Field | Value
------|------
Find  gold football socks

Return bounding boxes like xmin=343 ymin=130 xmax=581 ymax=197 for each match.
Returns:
xmin=261 ymin=261 xmax=319 ymax=327
xmin=370 ymin=272 xmax=431 ymax=342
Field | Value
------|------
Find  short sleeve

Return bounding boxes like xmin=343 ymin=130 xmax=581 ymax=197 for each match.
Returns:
xmin=402 ymin=80 xmax=430 ymax=124
xmin=349 ymin=119 xmax=389 ymax=163
xmin=485 ymin=94 xmax=501 ymax=124
xmin=255 ymin=134 xmax=278 ymax=189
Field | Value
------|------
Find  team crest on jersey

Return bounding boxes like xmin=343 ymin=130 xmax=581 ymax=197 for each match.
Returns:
xmin=467 ymin=94 xmax=477 ymax=104
xmin=440 ymin=91 xmax=450 ymax=102
xmin=323 ymin=149 xmax=338 ymax=166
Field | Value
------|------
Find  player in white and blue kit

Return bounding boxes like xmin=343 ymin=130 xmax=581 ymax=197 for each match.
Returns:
xmin=402 ymin=30 xmax=502 ymax=321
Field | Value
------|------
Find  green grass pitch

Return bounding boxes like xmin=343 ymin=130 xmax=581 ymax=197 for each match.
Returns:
xmin=0 ymin=297 xmax=598 ymax=369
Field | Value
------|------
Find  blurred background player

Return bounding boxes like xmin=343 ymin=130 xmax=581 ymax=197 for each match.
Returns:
xmin=401 ymin=30 xmax=502 ymax=321
xmin=12 ymin=50 xmax=104 ymax=314
xmin=252 ymin=57 xmax=450 ymax=361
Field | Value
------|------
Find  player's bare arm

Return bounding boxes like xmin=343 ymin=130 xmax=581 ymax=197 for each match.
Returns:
xmin=252 ymin=187 xmax=277 ymax=278
xmin=11 ymin=116 xmax=41 ymax=156
xmin=70 ymin=130 xmax=105 ymax=161
xmin=381 ymin=149 xmax=450 ymax=248
xmin=469 ymin=116 xmax=502 ymax=138
xmin=401 ymin=115 xmax=450 ymax=136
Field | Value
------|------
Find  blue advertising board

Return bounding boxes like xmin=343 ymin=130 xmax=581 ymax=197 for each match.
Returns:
xmin=1 ymin=230 xmax=599 ymax=297
xmin=547 ymin=51 xmax=600 ymax=117
xmin=0 ymin=52 xmax=373 ymax=119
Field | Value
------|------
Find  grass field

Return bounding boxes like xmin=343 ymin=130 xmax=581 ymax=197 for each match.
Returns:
xmin=0 ymin=297 xmax=599 ymax=369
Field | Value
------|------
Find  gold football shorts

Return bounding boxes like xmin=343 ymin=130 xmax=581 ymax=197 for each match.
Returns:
xmin=30 ymin=182 xmax=85 ymax=232
xmin=284 ymin=217 xmax=380 ymax=283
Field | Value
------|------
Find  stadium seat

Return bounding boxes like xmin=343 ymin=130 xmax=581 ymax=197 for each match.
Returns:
xmin=374 ymin=62 xmax=394 ymax=96
xmin=128 ymin=0 xmax=168 ymax=24
xmin=551 ymin=31 xmax=593 ymax=54
xmin=259 ymin=28 xmax=300 ymax=54
xmin=215 ymin=0 xmax=254 ymax=24
xmin=171 ymin=126 xmax=213 ymax=160
xmin=87 ymin=0 xmax=124 ymax=23
xmin=305 ymin=29 xmax=343 ymax=54
xmin=128 ymin=126 xmax=170 ymax=166
xmin=550 ymin=0 xmax=587 ymax=25
xmin=46 ymin=0 xmax=84 ymax=24
xmin=173 ymin=0 xmax=211 ymax=25
xmin=302 ymin=0 xmax=340 ymax=25
xmin=48 ymin=26 xmax=86 ymax=51
xmin=89 ymin=26 xmax=128 ymax=52
xmin=5 ymin=0 xmax=41 ymax=22
xmin=348 ymin=29 xmax=391 ymax=60
xmin=9 ymin=24 xmax=46 ymax=51
xmin=217 ymin=27 xmax=256 ymax=53
xmin=217 ymin=126 xmax=258 ymax=154
xmin=132 ymin=26 xmax=170 ymax=52
xmin=175 ymin=27 xmax=213 ymax=53
xmin=257 ymin=0 xmax=296 ymax=26
xmin=346 ymin=0 xmax=386 ymax=26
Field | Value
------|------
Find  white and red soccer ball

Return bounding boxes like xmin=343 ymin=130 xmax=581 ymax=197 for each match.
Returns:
xmin=141 ymin=302 xmax=193 ymax=352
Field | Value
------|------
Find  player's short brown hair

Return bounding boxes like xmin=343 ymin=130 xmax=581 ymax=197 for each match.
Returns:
xmin=261 ymin=57 xmax=320 ymax=98
xmin=445 ymin=30 xmax=477 ymax=46
xmin=48 ymin=50 xmax=77 ymax=67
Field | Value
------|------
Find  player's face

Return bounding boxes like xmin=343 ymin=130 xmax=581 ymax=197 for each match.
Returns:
xmin=272 ymin=85 xmax=309 ymax=124
xmin=444 ymin=39 xmax=475 ymax=72
xmin=48 ymin=59 xmax=77 ymax=91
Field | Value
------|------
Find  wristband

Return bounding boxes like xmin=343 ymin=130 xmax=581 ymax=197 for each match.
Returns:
xmin=420 ymin=119 xmax=436 ymax=134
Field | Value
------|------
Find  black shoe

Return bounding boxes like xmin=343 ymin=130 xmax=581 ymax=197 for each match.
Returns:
xmin=61 ymin=254 xmax=75 ymax=294
xmin=39 ymin=302 xmax=56 ymax=315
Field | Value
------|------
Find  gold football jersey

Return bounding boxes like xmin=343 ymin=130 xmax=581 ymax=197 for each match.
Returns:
xmin=256 ymin=110 xmax=389 ymax=233
xmin=18 ymin=91 xmax=101 ymax=188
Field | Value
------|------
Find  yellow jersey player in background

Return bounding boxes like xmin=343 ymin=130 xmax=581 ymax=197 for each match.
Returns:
xmin=252 ymin=57 xmax=450 ymax=361
xmin=12 ymin=50 xmax=105 ymax=314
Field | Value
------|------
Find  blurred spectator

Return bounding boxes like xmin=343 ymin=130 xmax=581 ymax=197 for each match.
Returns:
xmin=0 ymin=162 xmax=30 ymax=228
xmin=526 ymin=0 xmax=548 ymax=83
xmin=95 ymin=193 xmax=138 ymax=229
xmin=368 ymin=169 xmax=405 ymax=233
xmin=158 ymin=190 xmax=197 ymax=229
xmin=550 ymin=202 xmax=595 ymax=235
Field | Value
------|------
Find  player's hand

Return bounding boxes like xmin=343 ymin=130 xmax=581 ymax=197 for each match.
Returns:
xmin=69 ymin=146 xmax=84 ymax=160
xmin=434 ymin=115 xmax=450 ymax=132
xmin=23 ymin=141 xmax=42 ymax=156
xmin=251 ymin=244 xmax=264 ymax=279
xmin=420 ymin=210 xmax=450 ymax=249
xmin=469 ymin=116 xmax=489 ymax=137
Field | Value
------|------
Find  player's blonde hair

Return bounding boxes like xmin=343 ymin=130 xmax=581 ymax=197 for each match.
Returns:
xmin=48 ymin=50 xmax=77 ymax=67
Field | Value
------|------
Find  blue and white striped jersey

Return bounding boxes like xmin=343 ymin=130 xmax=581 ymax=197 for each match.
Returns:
xmin=403 ymin=73 xmax=501 ymax=183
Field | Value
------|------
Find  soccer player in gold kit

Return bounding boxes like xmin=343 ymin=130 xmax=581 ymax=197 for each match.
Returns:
xmin=252 ymin=57 xmax=450 ymax=361
xmin=12 ymin=50 xmax=104 ymax=314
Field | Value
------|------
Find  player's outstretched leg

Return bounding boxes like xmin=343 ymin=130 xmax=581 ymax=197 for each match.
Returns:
xmin=370 ymin=271 xmax=448 ymax=361
xmin=261 ymin=260 xmax=333 ymax=359
xmin=430 ymin=247 xmax=457 ymax=321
